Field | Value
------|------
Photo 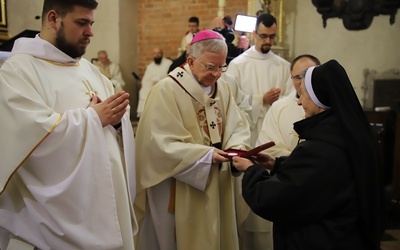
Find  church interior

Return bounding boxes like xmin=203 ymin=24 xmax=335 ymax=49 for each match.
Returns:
xmin=1 ymin=0 xmax=400 ymax=248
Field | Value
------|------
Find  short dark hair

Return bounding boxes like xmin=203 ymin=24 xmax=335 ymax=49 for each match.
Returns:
xmin=188 ymin=16 xmax=199 ymax=25
xmin=223 ymin=16 xmax=233 ymax=26
xmin=42 ymin=0 xmax=98 ymax=21
xmin=290 ymin=54 xmax=321 ymax=71
xmin=255 ymin=13 xmax=276 ymax=30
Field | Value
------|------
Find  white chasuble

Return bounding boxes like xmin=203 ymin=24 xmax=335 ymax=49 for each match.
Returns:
xmin=135 ymin=65 xmax=251 ymax=250
xmin=0 ymin=35 xmax=137 ymax=250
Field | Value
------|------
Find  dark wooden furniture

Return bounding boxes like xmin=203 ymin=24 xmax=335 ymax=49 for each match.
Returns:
xmin=365 ymin=110 xmax=397 ymax=187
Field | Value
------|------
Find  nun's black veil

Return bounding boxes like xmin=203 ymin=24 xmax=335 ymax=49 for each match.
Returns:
xmin=308 ymin=60 xmax=385 ymax=248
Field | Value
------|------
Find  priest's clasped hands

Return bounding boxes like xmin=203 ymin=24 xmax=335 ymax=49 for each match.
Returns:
xmin=89 ymin=91 xmax=130 ymax=127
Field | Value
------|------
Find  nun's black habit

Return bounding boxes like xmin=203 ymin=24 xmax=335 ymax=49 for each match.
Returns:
xmin=241 ymin=60 xmax=385 ymax=249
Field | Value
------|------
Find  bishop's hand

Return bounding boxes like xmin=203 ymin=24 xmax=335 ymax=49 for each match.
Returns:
xmin=212 ymin=148 xmax=229 ymax=164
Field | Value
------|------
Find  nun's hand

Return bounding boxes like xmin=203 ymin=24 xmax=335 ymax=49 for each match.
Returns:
xmin=252 ymin=153 xmax=276 ymax=171
xmin=231 ymin=156 xmax=254 ymax=172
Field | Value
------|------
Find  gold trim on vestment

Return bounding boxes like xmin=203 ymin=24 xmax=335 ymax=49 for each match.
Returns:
xmin=40 ymin=58 xmax=80 ymax=66
xmin=83 ymin=80 xmax=98 ymax=97
xmin=166 ymin=67 xmax=223 ymax=215
xmin=0 ymin=114 xmax=63 ymax=195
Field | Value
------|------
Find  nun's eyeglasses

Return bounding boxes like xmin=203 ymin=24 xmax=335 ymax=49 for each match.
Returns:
xmin=291 ymin=75 xmax=303 ymax=81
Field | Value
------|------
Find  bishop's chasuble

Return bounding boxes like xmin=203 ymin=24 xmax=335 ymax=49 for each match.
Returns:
xmin=0 ymin=35 xmax=137 ymax=250
xmin=135 ymin=64 xmax=251 ymax=250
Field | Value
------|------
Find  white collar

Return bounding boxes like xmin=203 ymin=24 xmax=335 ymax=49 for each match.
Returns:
xmin=11 ymin=34 xmax=80 ymax=64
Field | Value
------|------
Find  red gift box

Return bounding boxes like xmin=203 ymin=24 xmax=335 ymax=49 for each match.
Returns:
xmin=225 ymin=141 xmax=275 ymax=159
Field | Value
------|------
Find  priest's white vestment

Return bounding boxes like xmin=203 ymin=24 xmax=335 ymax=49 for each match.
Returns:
xmin=135 ymin=65 xmax=251 ymax=250
xmin=0 ymin=35 xmax=137 ymax=250
xmin=220 ymin=72 xmax=252 ymax=125
xmin=136 ymin=58 xmax=173 ymax=118
xmin=226 ymin=46 xmax=293 ymax=250
xmin=94 ymin=61 xmax=127 ymax=93
xmin=226 ymin=46 xmax=293 ymax=147
xmin=256 ymin=91 xmax=304 ymax=157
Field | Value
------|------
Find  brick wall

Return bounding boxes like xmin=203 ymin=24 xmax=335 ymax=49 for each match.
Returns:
xmin=137 ymin=0 xmax=248 ymax=77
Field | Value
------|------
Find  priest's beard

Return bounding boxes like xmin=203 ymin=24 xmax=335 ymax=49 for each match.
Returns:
xmin=56 ymin=22 xmax=88 ymax=58
xmin=154 ymin=57 xmax=162 ymax=65
xmin=260 ymin=44 xmax=271 ymax=54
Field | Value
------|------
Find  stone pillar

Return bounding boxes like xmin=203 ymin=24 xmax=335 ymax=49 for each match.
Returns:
xmin=217 ymin=0 xmax=226 ymax=17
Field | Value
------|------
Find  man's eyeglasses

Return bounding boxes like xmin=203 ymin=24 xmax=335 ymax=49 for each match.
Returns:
xmin=256 ymin=32 xmax=277 ymax=40
xmin=193 ymin=57 xmax=228 ymax=73
xmin=291 ymin=74 xmax=303 ymax=81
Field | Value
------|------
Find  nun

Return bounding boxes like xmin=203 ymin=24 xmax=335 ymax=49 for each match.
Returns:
xmin=232 ymin=60 xmax=385 ymax=249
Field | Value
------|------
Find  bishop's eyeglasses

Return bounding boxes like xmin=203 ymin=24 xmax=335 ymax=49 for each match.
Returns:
xmin=192 ymin=57 xmax=228 ymax=73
